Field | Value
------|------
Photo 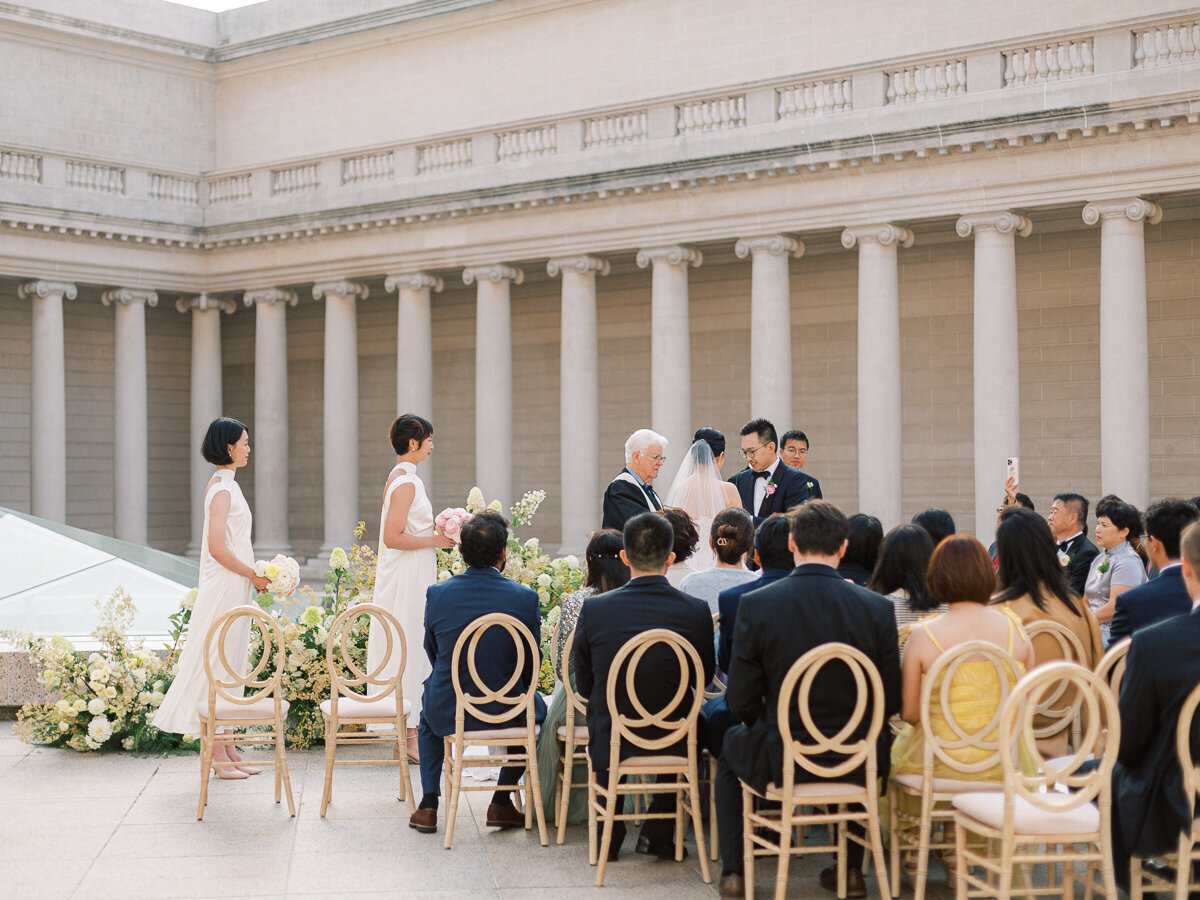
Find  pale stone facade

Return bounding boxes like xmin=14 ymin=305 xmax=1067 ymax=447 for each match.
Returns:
xmin=1 ymin=0 xmax=1198 ymax=558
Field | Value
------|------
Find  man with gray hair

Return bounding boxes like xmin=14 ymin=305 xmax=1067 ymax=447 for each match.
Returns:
xmin=602 ymin=428 xmax=667 ymax=530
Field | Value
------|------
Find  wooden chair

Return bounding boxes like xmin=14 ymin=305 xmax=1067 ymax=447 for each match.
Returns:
xmin=317 ymin=602 xmax=414 ymax=817
xmin=1130 ymin=679 xmax=1200 ymax=900
xmin=951 ymin=661 xmax=1120 ymax=900
xmin=441 ymin=612 xmax=548 ymax=849
xmin=196 ymin=605 xmax=295 ymax=820
xmin=555 ymin=624 xmax=589 ymax=845
xmin=888 ymin=640 xmax=1024 ymax=900
xmin=740 ymin=642 xmax=890 ymax=900
xmin=1095 ymin=637 xmax=1131 ymax=699
xmin=588 ymin=627 xmax=711 ymax=887
xmin=1023 ymin=619 xmax=1088 ymax=753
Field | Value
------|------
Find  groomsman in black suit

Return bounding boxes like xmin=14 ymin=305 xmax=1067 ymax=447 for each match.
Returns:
xmin=713 ymin=501 xmax=900 ymax=899
xmin=728 ymin=418 xmax=816 ymax=524
xmin=1108 ymin=520 xmax=1200 ymax=893
xmin=601 ymin=428 xmax=667 ymax=531
xmin=1108 ymin=498 xmax=1199 ymax=644
xmin=573 ymin=512 xmax=715 ymax=860
xmin=779 ymin=429 xmax=823 ymax=499
xmin=1048 ymin=491 xmax=1099 ymax=596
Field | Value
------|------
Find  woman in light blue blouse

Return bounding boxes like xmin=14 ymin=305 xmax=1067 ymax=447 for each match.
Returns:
xmin=679 ymin=507 xmax=757 ymax=614
xmin=1084 ymin=496 xmax=1147 ymax=644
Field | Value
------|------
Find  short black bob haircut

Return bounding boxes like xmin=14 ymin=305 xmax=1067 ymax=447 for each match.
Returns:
xmin=201 ymin=417 xmax=247 ymax=466
xmin=391 ymin=414 xmax=433 ymax=456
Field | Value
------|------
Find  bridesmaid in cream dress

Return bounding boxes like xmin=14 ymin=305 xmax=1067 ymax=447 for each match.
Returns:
xmin=369 ymin=414 xmax=455 ymax=762
xmin=153 ymin=418 xmax=271 ymax=778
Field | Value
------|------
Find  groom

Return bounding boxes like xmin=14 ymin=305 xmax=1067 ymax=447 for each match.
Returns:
xmin=729 ymin=418 xmax=814 ymax=524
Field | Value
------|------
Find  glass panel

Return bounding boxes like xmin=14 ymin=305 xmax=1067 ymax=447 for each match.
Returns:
xmin=0 ymin=514 xmax=112 ymax=598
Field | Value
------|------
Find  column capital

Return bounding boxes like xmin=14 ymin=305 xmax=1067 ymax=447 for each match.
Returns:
xmin=176 ymin=293 xmax=237 ymax=314
xmin=312 ymin=279 xmax=369 ymax=302
xmin=101 ymin=288 xmax=158 ymax=308
xmin=462 ymin=264 xmax=524 ymax=286
xmin=734 ymin=235 xmax=804 ymax=259
xmin=19 ymin=280 xmax=77 ymax=301
xmin=955 ymin=211 xmax=1032 ymax=238
xmin=244 ymin=287 xmax=299 ymax=308
xmin=1082 ymin=197 xmax=1163 ymax=226
xmin=840 ymin=223 xmax=914 ymax=250
xmin=385 ymin=272 xmax=444 ymax=293
xmin=547 ymin=255 xmax=610 ymax=278
xmin=635 ymin=245 xmax=702 ymax=269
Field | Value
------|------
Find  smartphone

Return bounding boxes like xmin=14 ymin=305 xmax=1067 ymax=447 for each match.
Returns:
xmin=1006 ymin=457 xmax=1019 ymax=485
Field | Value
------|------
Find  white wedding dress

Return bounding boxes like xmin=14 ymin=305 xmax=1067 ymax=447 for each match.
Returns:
xmin=153 ymin=468 xmax=254 ymax=736
xmin=664 ymin=440 xmax=742 ymax=574
xmin=368 ymin=461 xmax=436 ymax=724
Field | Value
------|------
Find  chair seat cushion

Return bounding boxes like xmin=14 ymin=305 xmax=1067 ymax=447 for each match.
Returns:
xmin=619 ymin=754 xmax=688 ymax=768
xmin=319 ymin=695 xmax=412 ymax=720
xmin=952 ymin=790 xmax=1100 ymax=836
xmin=459 ymin=725 xmax=540 ymax=742
xmin=197 ymin=696 xmax=289 ymax=721
xmin=556 ymin=724 xmax=588 ymax=742
xmin=1041 ymin=752 xmax=1094 ymax=777
xmin=892 ymin=772 xmax=1007 ymax=795
xmin=764 ymin=780 xmax=864 ymax=800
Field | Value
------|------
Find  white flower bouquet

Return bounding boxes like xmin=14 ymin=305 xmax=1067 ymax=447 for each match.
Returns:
xmin=255 ymin=554 xmax=300 ymax=598
xmin=435 ymin=507 xmax=473 ymax=544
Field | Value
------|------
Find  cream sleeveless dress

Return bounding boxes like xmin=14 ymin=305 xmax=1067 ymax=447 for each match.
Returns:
xmin=368 ymin=461 xmax=436 ymax=724
xmin=153 ymin=468 xmax=255 ymax=736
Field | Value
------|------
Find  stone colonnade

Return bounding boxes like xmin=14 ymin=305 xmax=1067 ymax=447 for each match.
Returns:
xmin=19 ymin=197 xmax=1162 ymax=554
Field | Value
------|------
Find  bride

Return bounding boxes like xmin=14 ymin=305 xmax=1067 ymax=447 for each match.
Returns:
xmin=664 ymin=428 xmax=742 ymax=573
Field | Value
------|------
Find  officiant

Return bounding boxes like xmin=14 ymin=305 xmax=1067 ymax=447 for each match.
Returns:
xmin=601 ymin=428 xmax=667 ymax=531
xmin=729 ymin=418 xmax=814 ymax=524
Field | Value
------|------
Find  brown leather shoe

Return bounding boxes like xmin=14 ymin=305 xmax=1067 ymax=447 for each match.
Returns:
xmin=485 ymin=802 xmax=525 ymax=829
xmin=718 ymin=872 xmax=746 ymax=898
xmin=408 ymin=807 xmax=437 ymax=833
xmin=819 ymin=865 xmax=866 ymax=899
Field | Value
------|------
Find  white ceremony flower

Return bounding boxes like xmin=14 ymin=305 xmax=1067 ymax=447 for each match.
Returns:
xmin=565 ymin=555 xmax=580 ymax=569
xmin=87 ymin=715 xmax=113 ymax=744
xmin=122 ymin=737 xmax=135 ymax=750
xmin=55 ymin=698 xmax=72 ymax=714
xmin=73 ymin=698 xmax=88 ymax=713
xmin=536 ymin=573 xmax=552 ymax=588
xmin=152 ymin=680 xmax=164 ymax=693
xmin=149 ymin=692 xmax=165 ymax=707
xmin=466 ymin=486 xmax=486 ymax=513
xmin=329 ymin=547 xmax=350 ymax=570
xmin=138 ymin=691 xmax=152 ymax=706
xmin=58 ymin=721 xmax=70 ymax=733
xmin=180 ymin=588 xmax=198 ymax=611
xmin=87 ymin=697 xmax=106 ymax=716
xmin=183 ymin=733 xmax=195 ymax=743
xmin=438 ymin=569 xmax=452 ymax=581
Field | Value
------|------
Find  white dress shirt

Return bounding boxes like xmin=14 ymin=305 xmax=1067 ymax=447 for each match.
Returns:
xmin=752 ymin=458 xmax=782 ymax=515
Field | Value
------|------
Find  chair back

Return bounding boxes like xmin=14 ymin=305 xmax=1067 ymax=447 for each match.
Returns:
xmin=203 ymin=605 xmax=285 ymax=707
xmin=1095 ymin=637 xmax=1131 ymax=699
xmin=561 ymin=624 xmax=587 ymax=720
xmin=776 ymin=642 xmax=885 ymax=782
xmin=449 ymin=612 xmax=541 ymax=729
xmin=605 ymin=628 xmax=705 ymax=769
xmin=325 ymin=602 xmax=407 ymax=701
xmin=1000 ymin=661 xmax=1119 ymax=811
xmin=1023 ymin=619 xmax=1088 ymax=743
xmin=1175 ymin=680 xmax=1200 ymax=822
xmin=918 ymin=640 xmax=1024 ymax=777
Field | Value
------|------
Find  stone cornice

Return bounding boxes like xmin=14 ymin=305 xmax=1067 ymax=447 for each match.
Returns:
xmin=384 ymin=272 xmax=444 ymax=293
xmin=101 ymin=288 xmax=158 ymax=307
xmin=955 ymin=211 xmax=1033 ymax=238
xmin=462 ymin=264 xmax=523 ymax=286
xmin=546 ymin=256 xmax=610 ymax=278
xmin=312 ymin=279 xmax=369 ymax=301
xmin=1082 ymin=197 xmax=1164 ymax=226
xmin=175 ymin=293 xmax=236 ymax=314
xmin=636 ymin=246 xmax=703 ymax=269
xmin=18 ymin=279 xmax=77 ymax=300
xmin=840 ymin=224 xmax=914 ymax=250
xmin=244 ymin=287 xmax=299 ymax=307
xmin=734 ymin=235 xmax=804 ymax=259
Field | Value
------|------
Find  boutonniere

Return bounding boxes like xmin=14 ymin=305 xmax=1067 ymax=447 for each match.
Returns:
xmin=806 ymin=481 xmax=814 ymax=490
xmin=765 ymin=480 xmax=777 ymax=496
xmin=1097 ymin=552 xmax=1111 ymax=575
xmin=1057 ymin=549 xmax=1071 ymax=567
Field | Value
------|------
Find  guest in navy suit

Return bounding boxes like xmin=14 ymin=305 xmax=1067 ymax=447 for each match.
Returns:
xmin=728 ymin=418 xmax=816 ymax=525
xmin=408 ymin=510 xmax=547 ymax=835
xmin=779 ymin=429 xmax=823 ymax=499
xmin=1108 ymin=498 xmax=1199 ymax=645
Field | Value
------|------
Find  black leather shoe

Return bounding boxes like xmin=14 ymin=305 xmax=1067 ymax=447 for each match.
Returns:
xmin=819 ymin=865 xmax=866 ymax=899
xmin=485 ymin=802 xmax=525 ymax=828
xmin=718 ymin=872 xmax=746 ymax=898
xmin=408 ymin=807 xmax=437 ymax=833
xmin=636 ymin=833 xmax=688 ymax=860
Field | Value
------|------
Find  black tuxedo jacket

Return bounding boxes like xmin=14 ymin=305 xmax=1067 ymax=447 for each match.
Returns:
xmin=723 ymin=564 xmax=901 ymax=793
xmin=1060 ymin=532 xmax=1100 ymax=597
xmin=573 ymin=575 xmax=715 ymax=768
xmin=728 ymin=461 xmax=815 ymax=524
xmin=601 ymin=468 xmax=662 ymax=531
xmin=1108 ymin=565 xmax=1191 ymax=646
xmin=1114 ymin=607 xmax=1200 ymax=857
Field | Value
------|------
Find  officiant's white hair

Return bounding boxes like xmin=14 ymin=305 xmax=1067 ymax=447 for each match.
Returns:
xmin=624 ymin=428 xmax=668 ymax=464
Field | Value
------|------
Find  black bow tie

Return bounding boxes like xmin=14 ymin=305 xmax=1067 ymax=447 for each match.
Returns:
xmin=1057 ymin=540 xmax=1070 ymax=552
xmin=753 ymin=469 xmax=771 ymax=480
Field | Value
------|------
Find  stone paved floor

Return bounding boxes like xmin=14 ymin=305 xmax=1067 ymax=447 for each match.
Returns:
xmin=0 ymin=721 xmax=964 ymax=899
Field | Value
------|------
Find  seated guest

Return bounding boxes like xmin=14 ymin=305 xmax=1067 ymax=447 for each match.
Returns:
xmin=1048 ymin=491 xmax=1099 ymax=596
xmin=409 ymin=511 xmax=547 ymax=835
xmin=1108 ymin=521 xmax=1200 ymax=893
xmin=658 ymin=505 xmax=701 ymax=588
xmin=714 ymin=501 xmax=900 ymax=900
xmin=891 ymin=536 xmax=1035 ymax=878
xmin=573 ymin=513 xmax=715 ymax=860
xmin=779 ymin=429 xmax=823 ymax=498
xmin=868 ymin=524 xmax=941 ymax=628
xmin=680 ymin=506 xmax=757 ymax=614
xmin=1084 ymin=496 xmax=1147 ymax=644
xmin=602 ymin=428 xmax=667 ymax=531
xmin=535 ymin=529 xmax=630 ymax=825
xmin=1108 ymin=498 xmax=1200 ymax=645
xmin=838 ymin=513 xmax=883 ymax=586
xmin=911 ymin=507 xmax=956 ymax=547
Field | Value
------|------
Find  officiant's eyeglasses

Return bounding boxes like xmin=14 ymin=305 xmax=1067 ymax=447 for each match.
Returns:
xmin=640 ymin=452 xmax=666 ymax=463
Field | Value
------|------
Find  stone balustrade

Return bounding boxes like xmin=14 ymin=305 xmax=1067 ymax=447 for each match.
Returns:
xmin=583 ymin=111 xmax=649 ymax=148
xmin=1004 ymin=39 xmax=1094 ymax=86
xmin=148 ymin=173 xmax=200 ymax=204
xmin=207 ymin=173 xmax=252 ymax=205
xmin=777 ymin=79 xmax=852 ymax=119
xmin=417 ymin=138 xmax=472 ymax=173
xmin=886 ymin=59 xmax=967 ymax=104
xmin=0 ymin=150 xmax=41 ymax=183
xmin=270 ymin=162 xmax=320 ymax=194
xmin=341 ymin=150 xmax=394 ymax=184
xmin=1135 ymin=18 xmax=1200 ymax=68
xmin=496 ymin=125 xmax=557 ymax=162
xmin=65 ymin=160 xmax=125 ymax=194
xmin=676 ymin=94 xmax=746 ymax=135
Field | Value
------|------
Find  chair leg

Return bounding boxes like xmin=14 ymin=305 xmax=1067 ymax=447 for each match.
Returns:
xmin=196 ymin=723 xmax=213 ymax=820
xmin=866 ymin=796 xmax=892 ymax=900
xmin=888 ymin=785 xmax=900 ymax=899
xmin=837 ymin=811 xmax=848 ymax=899
xmin=676 ymin=783 xmax=686 ymax=861
xmin=556 ymin=749 xmax=573 ymax=845
xmin=278 ymin=716 xmax=295 ymax=816
xmin=773 ymin=800 xmax=793 ymax=900
xmin=1178 ymin=836 xmax=1195 ymax=900
xmin=527 ymin=748 xmax=549 ymax=847
xmin=587 ymin=762 xmax=598 ymax=867
xmin=688 ymin=775 xmax=712 ymax=883
xmin=443 ymin=739 xmax=462 ymax=850
xmin=596 ymin=775 xmax=619 ymax=887
xmin=709 ymin=755 xmax=720 ymax=862
xmin=743 ymin=788 xmax=756 ymax=900
xmin=320 ymin=716 xmax=336 ymax=817
xmin=914 ymin=790 xmax=933 ymax=900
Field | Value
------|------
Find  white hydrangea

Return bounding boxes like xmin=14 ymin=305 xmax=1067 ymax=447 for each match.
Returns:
xmin=58 ymin=721 xmax=70 ymax=733
xmin=536 ymin=573 xmax=552 ymax=588
xmin=180 ymin=588 xmax=198 ymax=611
xmin=87 ymin=716 xmax=113 ymax=744
xmin=149 ymin=691 xmax=165 ymax=707
xmin=87 ymin=697 xmax=106 ymax=716
xmin=565 ymin=554 xmax=581 ymax=569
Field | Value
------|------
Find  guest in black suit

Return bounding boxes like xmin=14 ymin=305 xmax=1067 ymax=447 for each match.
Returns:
xmin=1108 ymin=521 xmax=1200 ymax=892
xmin=573 ymin=512 xmax=715 ymax=859
xmin=601 ymin=428 xmax=667 ymax=531
xmin=837 ymin=513 xmax=883 ymax=587
xmin=713 ymin=500 xmax=901 ymax=900
xmin=1048 ymin=491 xmax=1099 ymax=596
xmin=729 ymin=418 xmax=816 ymax=524
xmin=1108 ymin=498 xmax=1199 ymax=645
xmin=779 ymin=429 xmax=823 ymax=499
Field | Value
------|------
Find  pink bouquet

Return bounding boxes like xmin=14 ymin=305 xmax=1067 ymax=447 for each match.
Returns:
xmin=435 ymin=507 xmax=472 ymax=544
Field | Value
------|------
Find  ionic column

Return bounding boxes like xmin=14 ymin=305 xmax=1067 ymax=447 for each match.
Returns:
xmin=244 ymin=288 xmax=298 ymax=559
xmin=735 ymin=235 xmax=803 ymax=432
xmin=385 ymin=272 xmax=442 ymax=489
xmin=102 ymin=288 xmax=158 ymax=544
xmin=19 ymin=279 xmax=76 ymax=523
xmin=1083 ymin=197 xmax=1162 ymax=508
xmin=311 ymin=279 xmax=368 ymax=566
xmin=548 ymin=255 xmax=609 ymax=552
xmin=178 ymin=293 xmax=236 ymax=556
xmin=463 ymin=264 xmax=522 ymax=509
xmin=841 ymin=225 xmax=913 ymax=528
xmin=636 ymin=245 xmax=702 ymax=484
xmin=957 ymin=212 xmax=1032 ymax=543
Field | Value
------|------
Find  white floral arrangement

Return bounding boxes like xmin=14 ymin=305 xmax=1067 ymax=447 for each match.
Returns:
xmin=255 ymin=554 xmax=300 ymax=598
